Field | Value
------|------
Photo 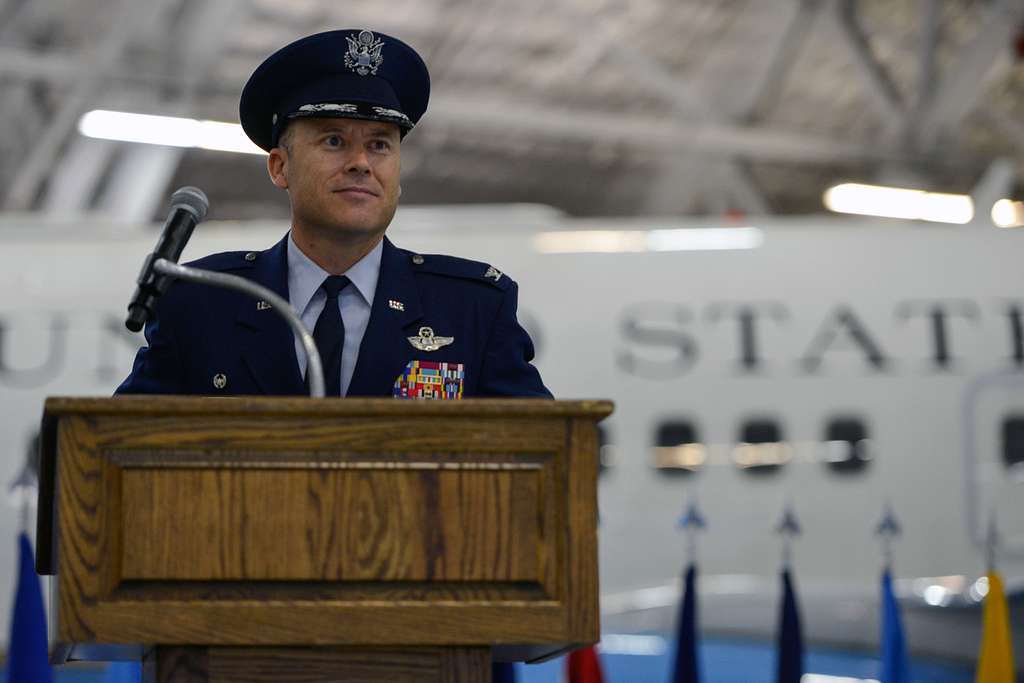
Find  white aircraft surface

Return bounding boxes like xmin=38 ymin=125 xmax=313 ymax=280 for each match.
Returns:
xmin=0 ymin=206 xmax=1020 ymax=668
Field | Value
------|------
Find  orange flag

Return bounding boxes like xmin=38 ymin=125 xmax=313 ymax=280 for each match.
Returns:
xmin=976 ymin=571 xmax=1015 ymax=683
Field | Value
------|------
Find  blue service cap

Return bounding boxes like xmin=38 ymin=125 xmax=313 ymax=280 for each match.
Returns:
xmin=239 ymin=29 xmax=430 ymax=151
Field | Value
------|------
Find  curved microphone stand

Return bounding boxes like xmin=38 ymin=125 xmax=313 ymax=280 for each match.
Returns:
xmin=153 ymin=258 xmax=326 ymax=398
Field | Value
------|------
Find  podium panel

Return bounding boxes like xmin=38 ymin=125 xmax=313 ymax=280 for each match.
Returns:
xmin=38 ymin=397 xmax=610 ymax=668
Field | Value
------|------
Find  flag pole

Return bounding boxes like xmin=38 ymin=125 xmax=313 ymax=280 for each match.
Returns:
xmin=985 ymin=508 xmax=999 ymax=574
xmin=678 ymin=495 xmax=706 ymax=565
xmin=875 ymin=501 xmax=910 ymax=683
xmin=875 ymin=500 xmax=901 ymax=571
xmin=975 ymin=508 xmax=1016 ymax=681
xmin=776 ymin=501 xmax=800 ymax=569
xmin=9 ymin=459 xmax=38 ymax=538
xmin=672 ymin=495 xmax=705 ymax=683
xmin=774 ymin=501 xmax=803 ymax=683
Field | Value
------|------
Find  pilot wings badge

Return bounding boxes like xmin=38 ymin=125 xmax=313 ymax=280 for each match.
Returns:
xmin=344 ymin=30 xmax=384 ymax=76
xmin=407 ymin=326 xmax=454 ymax=352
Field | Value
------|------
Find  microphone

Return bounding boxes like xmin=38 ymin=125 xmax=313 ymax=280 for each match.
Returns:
xmin=125 ymin=186 xmax=209 ymax=332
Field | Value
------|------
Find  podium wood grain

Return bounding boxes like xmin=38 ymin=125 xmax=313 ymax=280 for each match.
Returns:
xmin=40 ymin=397 xmax=610 ymax=677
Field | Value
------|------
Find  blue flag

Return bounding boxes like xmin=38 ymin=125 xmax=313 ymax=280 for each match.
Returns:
xmin=6 ymin=533 xmax=53 ymax=683
xmin=776 ymin=569 xmax=803 ymax=683
xmin=104 ymin=662 xmax=143 ymax=683
xmin=880 ymin=570 xmax=910 ymax=683
xmin=671 ymin=563 xmax=699 ymax=682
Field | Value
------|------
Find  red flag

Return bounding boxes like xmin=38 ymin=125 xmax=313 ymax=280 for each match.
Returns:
xmin=566 ymin=645 xmax=605 ymax=683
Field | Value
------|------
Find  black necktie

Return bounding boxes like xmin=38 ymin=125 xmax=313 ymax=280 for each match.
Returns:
xmin=312 ymin=275 xmax=350 ymax=396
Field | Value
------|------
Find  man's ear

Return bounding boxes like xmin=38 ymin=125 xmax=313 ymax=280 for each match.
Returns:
xmin=267 ymin=147 xmax=289 ymax=189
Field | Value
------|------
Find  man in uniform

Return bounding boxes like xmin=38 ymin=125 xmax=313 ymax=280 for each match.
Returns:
xmin=117 ymin=29 xmax=550 ymax=401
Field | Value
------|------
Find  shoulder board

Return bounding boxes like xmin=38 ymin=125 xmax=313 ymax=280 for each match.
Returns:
xmin=183 ymin=250 xmax=260 ymax=272
xmin=406 ymin=252 xmax=510 ymax=290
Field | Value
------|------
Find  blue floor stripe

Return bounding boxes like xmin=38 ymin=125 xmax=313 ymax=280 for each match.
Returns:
xmin=12 ymin=637 xmax=974 ymax=683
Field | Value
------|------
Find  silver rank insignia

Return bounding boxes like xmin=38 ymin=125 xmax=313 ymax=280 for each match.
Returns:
xmin=212 ymin=373 xmax=228 ymax=389
xmin=388 ymin=299 xmax=405 ymax=311
xmin=256 ymin=301 xmax=272 ymax=310
xmin=407 ymin=326 xmax=454 ymax=352
xmin=344 ymin=30 xmax=384 ymax=76
xmin=484 ymin=266 xmax=502 ymax=282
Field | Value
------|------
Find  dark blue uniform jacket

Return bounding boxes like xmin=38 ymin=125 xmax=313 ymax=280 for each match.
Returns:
xmin=116 ymin=235 xmax=551 ymax=398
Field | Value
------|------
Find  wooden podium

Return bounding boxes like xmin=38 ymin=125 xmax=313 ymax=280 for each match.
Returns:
xmin=36 ymin=397 xmax=612 ymax=683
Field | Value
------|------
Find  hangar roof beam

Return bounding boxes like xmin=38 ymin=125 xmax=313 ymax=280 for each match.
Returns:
xmin=914 ymin=0 xmax=1024 ymax=151
xmin=3 ymin=0 xmax=168 ymax=212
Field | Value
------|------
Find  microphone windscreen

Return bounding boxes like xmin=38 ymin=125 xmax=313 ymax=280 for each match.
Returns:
xmin=169 ymin=186 xmax=209 ymax=221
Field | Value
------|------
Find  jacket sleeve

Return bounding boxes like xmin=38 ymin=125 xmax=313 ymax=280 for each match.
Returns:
xmin=114 ymin=300 xmax=185 ymax=395
xmin=477 ymin=279 xmax=553 ymax=398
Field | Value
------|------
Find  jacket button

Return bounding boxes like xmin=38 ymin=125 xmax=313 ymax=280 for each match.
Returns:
xmin=411 ymin=254 xmax=424 ymax=265
xmin=245 ymin=252 xmax=257 ymax=262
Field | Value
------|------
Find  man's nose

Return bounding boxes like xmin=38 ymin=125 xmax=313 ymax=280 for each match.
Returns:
xmin=345 ymin=146 xmax=371 ymax=174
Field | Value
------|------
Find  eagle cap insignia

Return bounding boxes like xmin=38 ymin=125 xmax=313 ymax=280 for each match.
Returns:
xmin=408 ymin=326 xmax=454 ymax=352
xmin=344 ymin=30 xmax=384 ymax=76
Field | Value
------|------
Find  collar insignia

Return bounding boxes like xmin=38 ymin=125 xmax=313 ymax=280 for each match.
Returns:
xmin=388 ymin=299 xmax=405 ymax=312
xmin=407 ymin=326 xmax=454 ymax=352
xmin=484 ymin=266 xmax=502 ymax=282
xmin=344 ymin=30 xmax=384 ymax=76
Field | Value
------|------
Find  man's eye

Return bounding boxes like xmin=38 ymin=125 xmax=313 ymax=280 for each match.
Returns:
xmin=326 ymin=136 xmax=342 ymax=147
xmin=371 ymin=140 xmax=391 ymax=152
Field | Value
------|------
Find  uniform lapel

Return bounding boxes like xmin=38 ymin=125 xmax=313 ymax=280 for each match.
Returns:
xmin=235 ymin=235 xmax=306 ymax=395
xmin=347 ymin=237 xmax=424 ymax=396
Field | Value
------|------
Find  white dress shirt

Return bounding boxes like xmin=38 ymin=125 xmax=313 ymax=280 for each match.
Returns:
xmin=287 ymin=233 xmax=382 ymax=396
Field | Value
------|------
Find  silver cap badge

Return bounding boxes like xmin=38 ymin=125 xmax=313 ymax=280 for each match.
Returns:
xmin=344 ymin=30 xmax=384 ymax=76
xmin=212 ymin=373 xmax=228 ymax=389
xmin=407 ymin=326 xmax=454 ymax=352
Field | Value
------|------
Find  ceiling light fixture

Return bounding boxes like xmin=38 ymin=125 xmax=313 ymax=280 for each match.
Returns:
xmin=991 ymin=198 xmax=1024 ymax=228
xmin=822 ymin=182 xmax=974 ymax=224
xmin=78 ymin=110 xmax=264 ymax=155
xmin=533 ymin=227 xmax=763 ymax=254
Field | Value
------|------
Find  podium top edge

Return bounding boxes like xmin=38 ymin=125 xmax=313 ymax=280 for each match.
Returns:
xmin=42 ymin=396 xmax=615 ymax=419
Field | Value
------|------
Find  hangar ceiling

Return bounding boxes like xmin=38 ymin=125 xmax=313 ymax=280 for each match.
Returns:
xmin=0 ymin=0 xmax=1022 ymax=222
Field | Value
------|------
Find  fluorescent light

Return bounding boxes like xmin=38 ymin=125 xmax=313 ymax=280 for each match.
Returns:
xmin=802 ymin=676 xmax=880 ymax=683
xmin=534 ymin=230 xmax=646 ymax=253
xmin=533 ymin=227 xmax=763 ymax=253
xmin=647 ymin=227 xmax=763 ymax=251
xmin=78 ymin=110 xmax=264 ymax=155
xmin=992 ymin=198 xmax=1024 ymax=228
xmin=823 ymin=182 xmax=974 ymax=224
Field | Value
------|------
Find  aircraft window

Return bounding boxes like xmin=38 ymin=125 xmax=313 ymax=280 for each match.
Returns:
xmin=823 ymin=417 xmax=872 ymax=473
xmin=1002 ymin=415 xmax=1024 ymax=471
xmin=653 ymin=420 xmax=705 ymax=474
xmin=733 ymin=419 xmax=789 ymax=473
